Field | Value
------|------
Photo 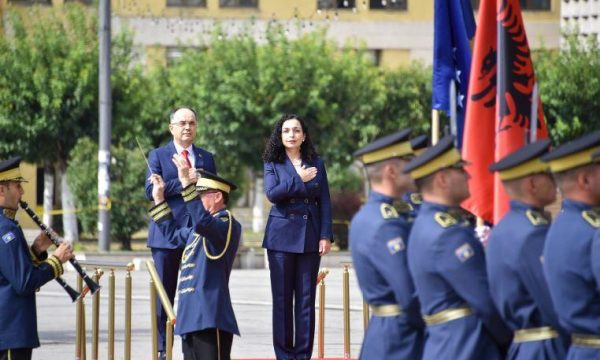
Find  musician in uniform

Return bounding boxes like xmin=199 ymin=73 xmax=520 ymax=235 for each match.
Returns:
xmin=349 ymin=129 xmax=425 ymax=359
xmin=542 ymin=131 xmax=600 ymax=359
xmin=404 ymin=135 xmax=511 ymax=360
xmin=0 ymin=157 xmax=72 ymax=360
xmin=144 ymin=107 xmax=218 ymax=359
xmin=486 ymin=139 xmax=568 ymax=359
xmin=149 ymin=154 xmax=240 ymax=360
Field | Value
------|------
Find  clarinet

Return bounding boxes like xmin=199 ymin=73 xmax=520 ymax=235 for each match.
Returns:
xmin=20 ymin=201 xmax=101 ymax=296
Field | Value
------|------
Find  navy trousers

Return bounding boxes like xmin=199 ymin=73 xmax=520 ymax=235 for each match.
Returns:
xmin=268 ymin=250 xmax=321 ymax=360
xmin=151 ymin=247 xmax=183 ymax=352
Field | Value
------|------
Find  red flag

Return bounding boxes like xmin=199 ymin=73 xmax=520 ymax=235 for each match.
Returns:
xmin=462 ymin=0 xmax=548 ymax=224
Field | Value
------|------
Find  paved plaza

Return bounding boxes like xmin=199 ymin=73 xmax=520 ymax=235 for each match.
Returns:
xmin=33 ymin=259 xmax=365 ymax=360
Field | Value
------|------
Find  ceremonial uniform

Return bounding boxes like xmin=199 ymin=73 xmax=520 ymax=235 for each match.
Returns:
xmin=351 ymin=129 xmax=425 ymax=360
xmin=145 ymin=140 xmax=217 ymax=353
xmin=486 ymin=139 xmax=567 ymax=359
xmin=487 ymin=201 xmax=567 ymax=359
xmin=405 ymin=135 xmax=511 ymax=360
xmin=262 ymin=156 xmax=332 ymax=360
xmin=542 ymin=131 xmax=600 ymax=359
xmin=149 ymin=172 xmax=240 ymax=360
xmin=350 ymin=192 xmax=425 ymax=359
xmin=0 ymin=158 xmax=64 ymax=360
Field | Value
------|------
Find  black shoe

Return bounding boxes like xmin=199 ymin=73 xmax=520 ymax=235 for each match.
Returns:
xmin=158 ymin=351 xmax=166 ymax=360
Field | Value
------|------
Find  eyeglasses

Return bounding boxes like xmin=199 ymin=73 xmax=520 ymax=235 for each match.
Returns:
xmin=170 ymin=121 xmax=197 ymax=128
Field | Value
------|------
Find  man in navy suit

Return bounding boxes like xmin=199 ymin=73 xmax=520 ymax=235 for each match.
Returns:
xmin=145 ymin=107 xmax=217 ymax=358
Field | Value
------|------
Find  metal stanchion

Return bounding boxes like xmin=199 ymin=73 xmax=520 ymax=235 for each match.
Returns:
xmin=150 ymin=278 xmax=158 ymax=360
xmin=108 ymin=269 xmax=115 ymax=360
xmin=166 ymin=320 xmax=174 ymax=360
xmin=317 ymin=268 xmax=330 ymax=359
xmin=363 ymin=299 xmax=370 ymax=331
xmin=147 ymin=260 xmax=176 ymax=360
xmin=76 ymin=276 xmax=83 ymax=360
xmin=125 ymin=263 xmax=133 ymax=360
xmin=342 ymin=264 xmax=351 ymax=359
xmin=91 ymin=269 xmax=104 ymax=360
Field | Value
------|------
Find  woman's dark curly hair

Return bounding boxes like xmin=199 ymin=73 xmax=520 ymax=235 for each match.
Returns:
xmin=262 ymin=113 xmax=318 ymax=163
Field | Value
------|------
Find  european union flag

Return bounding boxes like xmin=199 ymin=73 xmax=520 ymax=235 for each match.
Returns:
xmin=432 ymin=0 xmax=476 ymax=149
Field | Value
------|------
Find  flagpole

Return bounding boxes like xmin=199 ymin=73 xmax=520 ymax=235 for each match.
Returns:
xmin=431 ymin=110 xmax=440 ymax=145
xmin=449 ymin=79 xmax=458 ymax=146
xmin=530 ymin=82 xmax=539 ymax=143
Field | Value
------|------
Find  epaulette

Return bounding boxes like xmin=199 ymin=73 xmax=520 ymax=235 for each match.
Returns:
xmin=434 ymin=212 xmax=457 ymax=228
xmin=380 ymin=203 xmax=399 ymax=219
xmin=526 ymin=209 xmax=550 ymax=226
xmin=3 ymin=208 xmax=16 ymax=220
xmin=216 ymin=211 xmax=230 ymax=222
xmin=181 ymin=184 xmax=198 ymax=203
xmin=582 ymin=208 xmax=600 ymax=228
xmin=392 ymin=200 xmax=412 ymax=214
xmin=410 ymin=193 xmax=423 ymax=205
xmin=148 ymin=201 xmax=171 ymax=222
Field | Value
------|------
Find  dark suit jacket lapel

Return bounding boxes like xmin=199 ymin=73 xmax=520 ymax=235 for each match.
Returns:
xmin=192 ymin=144 xmax=204 ymax=169
xmin=167 ymin=141 xmax=177 ymax=156
xmin=282 ymin=158 xmax=297 ymax=179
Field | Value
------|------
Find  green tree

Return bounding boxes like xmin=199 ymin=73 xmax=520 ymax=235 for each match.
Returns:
xmin=0 ymin=4 xmax=147 ymax=243
xmin=67 ymin=137 xmax=148 ymax=250
xmin=535 ymin=34 xmax=600 ymax=145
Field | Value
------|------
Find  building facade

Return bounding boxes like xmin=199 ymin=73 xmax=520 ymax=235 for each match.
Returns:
xmin=1 ymin=0 xmax=562 ymax=68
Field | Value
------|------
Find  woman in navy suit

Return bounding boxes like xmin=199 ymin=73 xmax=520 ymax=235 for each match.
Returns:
xmin=262 ymin=114 xmax=333 ymax=360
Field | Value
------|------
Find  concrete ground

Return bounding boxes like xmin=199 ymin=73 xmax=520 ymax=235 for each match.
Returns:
xmin=33 ymin=264 xmax=365 ymax=360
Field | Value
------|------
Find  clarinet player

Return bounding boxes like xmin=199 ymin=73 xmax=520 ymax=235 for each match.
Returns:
xmin=0 ymin=157 xmax=73 ymax=360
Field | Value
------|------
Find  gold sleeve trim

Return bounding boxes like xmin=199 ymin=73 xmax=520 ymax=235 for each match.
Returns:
xmin=181 ymin=184 xmax=198 ymax=202
xmin=29 ymin=247 xmax=42 ymax=266
xmin=149 ymin=201 xmax=171 ymax=222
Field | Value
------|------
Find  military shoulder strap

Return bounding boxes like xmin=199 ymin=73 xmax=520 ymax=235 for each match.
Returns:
xmin=380 ymin=203 xmax=399 ymax=219
xmin=526 ymin=209 xmax=549 ymax=226
xmin=434 ymin=212 xmax=457 ymax=228
xmin=582 ymin=209 xmax=600 ymax=228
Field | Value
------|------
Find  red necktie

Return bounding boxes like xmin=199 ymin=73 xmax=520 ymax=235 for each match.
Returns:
xmin=182 ymin=149 xmax=192 ymax=168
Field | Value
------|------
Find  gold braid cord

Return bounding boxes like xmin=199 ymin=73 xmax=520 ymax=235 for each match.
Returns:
xmin=203 ymin=210 xmax=233 ymax=260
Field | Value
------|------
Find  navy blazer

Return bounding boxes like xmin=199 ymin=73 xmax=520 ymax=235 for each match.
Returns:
xmin=262 ymin=157 xmax=333 ymax=253
xmin=145 ymin=141 xmax=217 ymax=249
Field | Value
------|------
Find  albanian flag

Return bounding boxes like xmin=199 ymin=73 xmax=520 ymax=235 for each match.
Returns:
xmin=461 ymin=0 xmax=548 ymax=224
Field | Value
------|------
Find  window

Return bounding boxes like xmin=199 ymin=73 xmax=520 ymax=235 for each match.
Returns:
xmin=8 ymin=0 xmax=51 ymax=5
xmin=64 ymin=0 xmax=93 ymax=4
xmin=317 ymin=0 xmax=356 ymax=10
xmin=167 ymin=0 xmax=206 ymax=7
xmin=370 ymin=0 xmax=407 ymax=10
xmin=471 ymin=0 xmax=550 ymax=10
xmin=219 ymin=0 xmax=257 ymax=7
xmin=365 ymin=49 xmax=382 ymax=66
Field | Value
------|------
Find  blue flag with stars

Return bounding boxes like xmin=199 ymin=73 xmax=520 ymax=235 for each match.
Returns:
xmin=432 ymin=0 xmax=476 ymax=149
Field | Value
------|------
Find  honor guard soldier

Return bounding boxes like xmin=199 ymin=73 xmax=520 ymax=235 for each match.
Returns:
xmin=541 ymin=131 xmax=600 ymax=359
xmin=350 ymin=129 xmax=425 ymax=360
xmin=149 ymin=156 xmax=240 ymax=360
xmin=0 ymin=157 xmax=73 ymax=360
xmin=404 ymin=135 xmax=511 ymax=360
xmin=487 ymin=139 xmax=568 ymax=359
xmin=400 ymin=134 xmax=428 ymax=221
